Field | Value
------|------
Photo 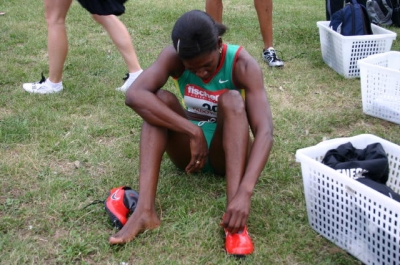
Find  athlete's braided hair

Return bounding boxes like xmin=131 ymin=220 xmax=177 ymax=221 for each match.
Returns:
xmin=171 ymin=10 xmax=228 ymax=59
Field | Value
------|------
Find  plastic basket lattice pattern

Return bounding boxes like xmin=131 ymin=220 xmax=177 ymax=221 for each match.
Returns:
xmin=296 ymin=134 xmax=400 ymax=265
xmin=358 ymin=51 xmax=400 ymax=124
xmin=317 ymin=21 xmax=396 ymax=78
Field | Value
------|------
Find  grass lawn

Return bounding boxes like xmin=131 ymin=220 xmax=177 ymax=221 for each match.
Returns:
xmin=1 ymin=0 xmax=399 ymax=264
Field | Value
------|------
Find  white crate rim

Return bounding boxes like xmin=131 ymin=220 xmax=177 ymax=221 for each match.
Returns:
xmin=358 ymin=51 xmax=400 ymax=74
xmin=317 ymin=21 xmax=397 ymax=40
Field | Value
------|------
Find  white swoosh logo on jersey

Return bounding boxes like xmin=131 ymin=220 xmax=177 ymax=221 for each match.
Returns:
xmin=219 ymin=79 xmax=229 ymax=83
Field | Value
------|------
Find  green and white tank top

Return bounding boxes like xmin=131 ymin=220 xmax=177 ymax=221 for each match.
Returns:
xmin=173 ymin=44 xmax=244 ymax=118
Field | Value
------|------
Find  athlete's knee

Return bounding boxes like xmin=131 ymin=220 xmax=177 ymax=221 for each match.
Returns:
xmin=155 ymin=90 xmax=179 ymax=107
xmin=45 ymin=10 xmax=68 ymax=25
xmin=218 ymin=90 xmax=245 ymax=115
xmin=44 ymin=1 xmax=71 ymax=25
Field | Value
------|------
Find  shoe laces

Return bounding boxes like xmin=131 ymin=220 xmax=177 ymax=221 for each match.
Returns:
xmin=38 ymin=72 xmax=46 ymax=84
xmin=122 ymin=73 xmax=129 ymax=81
xmin=265 ymin=49 xmax=279 ymax=62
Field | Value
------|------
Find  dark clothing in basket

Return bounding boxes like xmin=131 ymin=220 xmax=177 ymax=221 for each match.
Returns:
xmin=322 ymin=142 xmax=389 ymax=184
xmin=322 ymin=142 xmax=400 ymax=202
xmin=357 ymin=178 xmax=400 ymax=202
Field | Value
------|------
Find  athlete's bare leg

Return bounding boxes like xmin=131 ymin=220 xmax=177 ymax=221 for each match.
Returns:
xmin=109 ymin=90 xmax=190 ymax=244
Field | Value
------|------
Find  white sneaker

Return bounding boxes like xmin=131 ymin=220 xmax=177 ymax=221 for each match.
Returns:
xmin=23 ymin=74 xmax=63 ymax=94
xmin=116 ymin=70 xmax=143 ymax=93
xmin=262 ymin=47 xmax=284 ymax=67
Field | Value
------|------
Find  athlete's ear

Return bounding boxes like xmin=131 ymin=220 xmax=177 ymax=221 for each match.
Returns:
xmin=217 ymin=36 xmax=222 ymax=51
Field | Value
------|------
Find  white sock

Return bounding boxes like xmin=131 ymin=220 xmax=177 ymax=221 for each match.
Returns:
xmin=116 ymin=69 xmax=144 ymax=92
xmin=128 ymin=69 xmax=143 ymax=82
xmin=46 ymin=79 xmax=63 ymax=89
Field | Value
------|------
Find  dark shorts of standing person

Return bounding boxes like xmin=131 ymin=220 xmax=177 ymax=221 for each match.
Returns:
xmin=76 ymin=0 xmax=128 ymax=16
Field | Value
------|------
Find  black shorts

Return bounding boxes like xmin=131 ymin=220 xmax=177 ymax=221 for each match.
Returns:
xmin=76 ymin=0 xmax=128 ymax=16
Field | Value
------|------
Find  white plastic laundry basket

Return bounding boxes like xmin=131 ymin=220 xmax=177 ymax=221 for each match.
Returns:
xmin=358 ymin=51 xmax=400 ymax=124
xmin=317 ymin=21 xmax=396 ymax=78
xmin=296 ymin=134 xmax=400 ymax=265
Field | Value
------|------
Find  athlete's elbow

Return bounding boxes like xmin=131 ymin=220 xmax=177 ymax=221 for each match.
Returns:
xmin=265 ymin=128 xmax=274 ymax=146
xmin=258 ymin=124 xmax=274 ymax=146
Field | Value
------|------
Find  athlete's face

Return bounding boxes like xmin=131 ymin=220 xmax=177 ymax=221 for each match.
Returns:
xmin=182 ymin=49 xmax=220 ymax=80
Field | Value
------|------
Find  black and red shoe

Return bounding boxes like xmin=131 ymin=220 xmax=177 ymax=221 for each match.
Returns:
xmin=104 ymin=186 xmax=139 ymax=229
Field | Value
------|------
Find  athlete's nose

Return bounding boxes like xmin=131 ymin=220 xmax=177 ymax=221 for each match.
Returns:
xmin=196 ymin=69 xmax=208 ymax=79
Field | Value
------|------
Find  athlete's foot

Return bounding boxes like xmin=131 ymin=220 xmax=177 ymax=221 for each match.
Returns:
xmin=109 ymin=210 xmax=160 ymax=245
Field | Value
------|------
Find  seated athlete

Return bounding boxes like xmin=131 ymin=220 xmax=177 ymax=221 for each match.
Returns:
xmin=109 ymin=10 xmax=274 ymax=256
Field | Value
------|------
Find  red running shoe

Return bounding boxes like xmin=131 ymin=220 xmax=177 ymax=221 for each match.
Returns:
xmin=104 ymin=186 xmax=139 ymax=229
xmin=224 ymin=226 xmax=254 ymax=255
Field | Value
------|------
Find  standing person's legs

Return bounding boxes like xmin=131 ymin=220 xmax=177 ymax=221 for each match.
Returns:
xmin=92 ymin=14 xmax=141 ymax=74
xmin=254 ymin=0 xmax=284 ymax=67
xmin=326 ymin=0 xmax=344 ymax=20
xmin=254 ymin=0 xmax=273 ymax=49
xmin=207 ymin=0 xmax=274 ymax=49
xmin=326 ymin=0 xmax=331 ymax=20
xmin=205 ymin=0 xmax=223 ymax=23
xmin=92 ymin=14 xmax=143 ymax=92
xmin=46 ymin=0 xmax=72 ymax=83
xmin=23 ymin=0 xmax=72 ymax=94
xmin=205 ymin=0 xmax=283 ymax=67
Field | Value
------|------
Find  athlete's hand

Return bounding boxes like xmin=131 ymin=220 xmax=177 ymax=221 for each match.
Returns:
xmin=221 ymin=188 xmax=252 ymax=234
xmin=185 ymin=129 xmax=208 ymax=174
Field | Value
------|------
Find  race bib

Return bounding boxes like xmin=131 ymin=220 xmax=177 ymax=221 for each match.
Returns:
xmin=184 ymin=84 xmax=228 ymax=118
